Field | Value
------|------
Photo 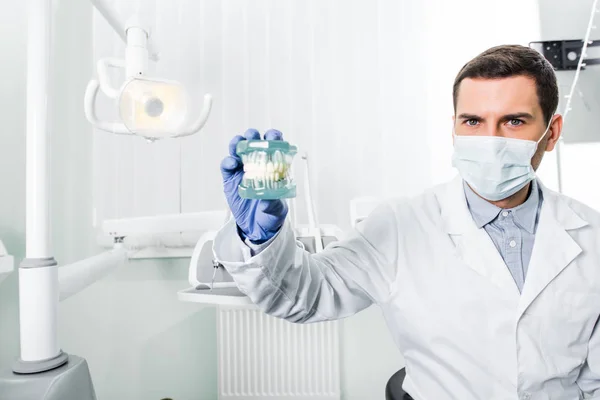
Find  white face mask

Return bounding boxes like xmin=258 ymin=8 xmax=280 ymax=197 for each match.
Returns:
xmin=451 ymin=119 xmax=553 ymax=201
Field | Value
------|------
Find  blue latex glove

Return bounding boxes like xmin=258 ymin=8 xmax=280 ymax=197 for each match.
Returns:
xmin=220 ymin=128 xmax=289 ymax=244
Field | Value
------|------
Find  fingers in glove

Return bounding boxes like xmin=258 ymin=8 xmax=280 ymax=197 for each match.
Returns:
xmin=257 ymin=200 xmax=288 ymax=233
xmin=264 ymin=129 xmax=283 ymax=141
xmin=229 ymin=135 xmax=246 ymax=158
xmin=220 ymin=156 xmax=242 ymax=181
xmin=244 ymin=128 xmax=261 ymax=141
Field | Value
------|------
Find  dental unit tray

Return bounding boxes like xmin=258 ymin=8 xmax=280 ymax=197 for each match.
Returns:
xmin=236 ymin=140 xmax=298 ymax=200
xmin=177 ymin=225 xmax=344 ymax=307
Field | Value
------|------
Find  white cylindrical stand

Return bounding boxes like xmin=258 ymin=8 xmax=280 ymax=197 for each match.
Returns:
xmin=18 ymin=264 xmax=60 ymax=361
xmin=25 ymin=0 xmax=51 ymax=259
xmin=14 ymin=0 xmax=66 ymax=373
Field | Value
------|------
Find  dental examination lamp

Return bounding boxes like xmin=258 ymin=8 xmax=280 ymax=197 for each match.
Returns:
xmin=84 ymin=0 xmax=213 ymax=140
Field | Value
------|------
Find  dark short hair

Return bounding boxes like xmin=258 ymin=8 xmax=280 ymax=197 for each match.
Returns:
xmin=453 ymin=45 xmax=559 ymax=125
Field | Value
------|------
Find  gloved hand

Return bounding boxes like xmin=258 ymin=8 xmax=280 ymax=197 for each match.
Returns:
xmin=220 ymin=128 xmax=289 ymax=244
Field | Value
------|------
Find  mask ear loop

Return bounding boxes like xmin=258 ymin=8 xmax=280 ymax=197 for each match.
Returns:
xmin=537 ymin=113 xmax=556 ymax=144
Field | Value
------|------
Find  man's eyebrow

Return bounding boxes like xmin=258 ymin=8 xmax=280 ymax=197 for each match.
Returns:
xmin=457 ymin=112 xmax=535 ymax=120
xmin=501 ymin=112 xmax=534 ymax=120
xmin=457 ymin=113 xmax=482 ymax=120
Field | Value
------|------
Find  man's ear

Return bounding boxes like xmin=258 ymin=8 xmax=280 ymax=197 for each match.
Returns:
xmin=544 ymin=114 xmax=563 ymax=152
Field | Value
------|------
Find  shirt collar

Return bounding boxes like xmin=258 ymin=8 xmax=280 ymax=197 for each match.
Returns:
xmin=463 ymin=180 xmax=540 ymax=234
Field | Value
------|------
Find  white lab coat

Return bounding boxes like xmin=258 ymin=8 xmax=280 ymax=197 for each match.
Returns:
xmin=213 ymin=176 xmax=600 ymax=400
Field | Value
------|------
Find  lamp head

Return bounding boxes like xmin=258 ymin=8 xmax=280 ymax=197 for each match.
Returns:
xmin=118 ymin=77 xmax=189 ymax=139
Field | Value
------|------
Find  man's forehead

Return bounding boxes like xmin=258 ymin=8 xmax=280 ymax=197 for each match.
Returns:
xmin=456 ymin=76 xmax=541 ymax=117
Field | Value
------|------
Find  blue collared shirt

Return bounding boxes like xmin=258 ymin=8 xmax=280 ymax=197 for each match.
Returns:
xmin=463 ymin=180 xmax=543 ymax=292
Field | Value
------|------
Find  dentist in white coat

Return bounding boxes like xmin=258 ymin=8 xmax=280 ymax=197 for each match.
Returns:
xmin=214 ymin=44 xmax=600 ymax=399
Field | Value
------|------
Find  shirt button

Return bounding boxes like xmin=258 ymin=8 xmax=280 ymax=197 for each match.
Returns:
xmin=502 ymin=211 xmax=509 ymax=217
xmin=509 ymin=240 xmax=517 ymax=248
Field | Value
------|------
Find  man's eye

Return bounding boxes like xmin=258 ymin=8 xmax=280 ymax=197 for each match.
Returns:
xmin=465 ymin=119 xmax=479 ymax=126
xmin=509 ymin=119 xmax=524 ymax=126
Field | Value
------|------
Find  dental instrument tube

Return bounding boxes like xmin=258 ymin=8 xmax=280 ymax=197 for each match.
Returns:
xmin=59 ymin=245 xmax=128 ymax=301
xmin=301 ymin=153 xmax=323 ymax=252
xmin=290 ymin=197 xmax=298 ymax=230
xmin=19 ymin=0 xmax=60 ymax=363
xmin=301 ymin=153 xmax=319 ymax=230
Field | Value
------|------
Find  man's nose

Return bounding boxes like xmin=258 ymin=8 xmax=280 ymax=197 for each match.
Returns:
xmin=484 ymin=123 xmax=503 ymax=137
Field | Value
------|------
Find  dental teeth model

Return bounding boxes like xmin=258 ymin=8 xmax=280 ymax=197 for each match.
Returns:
xmin=236 ymin=140 xmax=298 ymax=199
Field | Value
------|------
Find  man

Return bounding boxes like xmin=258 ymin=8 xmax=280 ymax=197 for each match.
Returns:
xmin=215 ymin=45 xmax=600 ymax=399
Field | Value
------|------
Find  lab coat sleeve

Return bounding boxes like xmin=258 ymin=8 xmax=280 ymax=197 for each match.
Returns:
xmin=577 ymin=316 xmax=600 ymax=398
xmin=212 ymin=202 xmax=400 ymax=323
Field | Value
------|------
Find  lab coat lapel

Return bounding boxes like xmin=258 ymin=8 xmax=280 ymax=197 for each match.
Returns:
xmin=439 ymin=176 xmax=521 ymax=298
xmin=517 ymin=180 xmax=587 ymax=317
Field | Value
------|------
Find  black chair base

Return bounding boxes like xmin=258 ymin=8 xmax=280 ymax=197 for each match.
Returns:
xmin=385 ymin=368 xmax=413 ymax=400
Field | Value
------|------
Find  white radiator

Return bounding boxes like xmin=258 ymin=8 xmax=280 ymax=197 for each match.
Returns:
xmin=217 ymin=307 xmax=340 ymax=400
